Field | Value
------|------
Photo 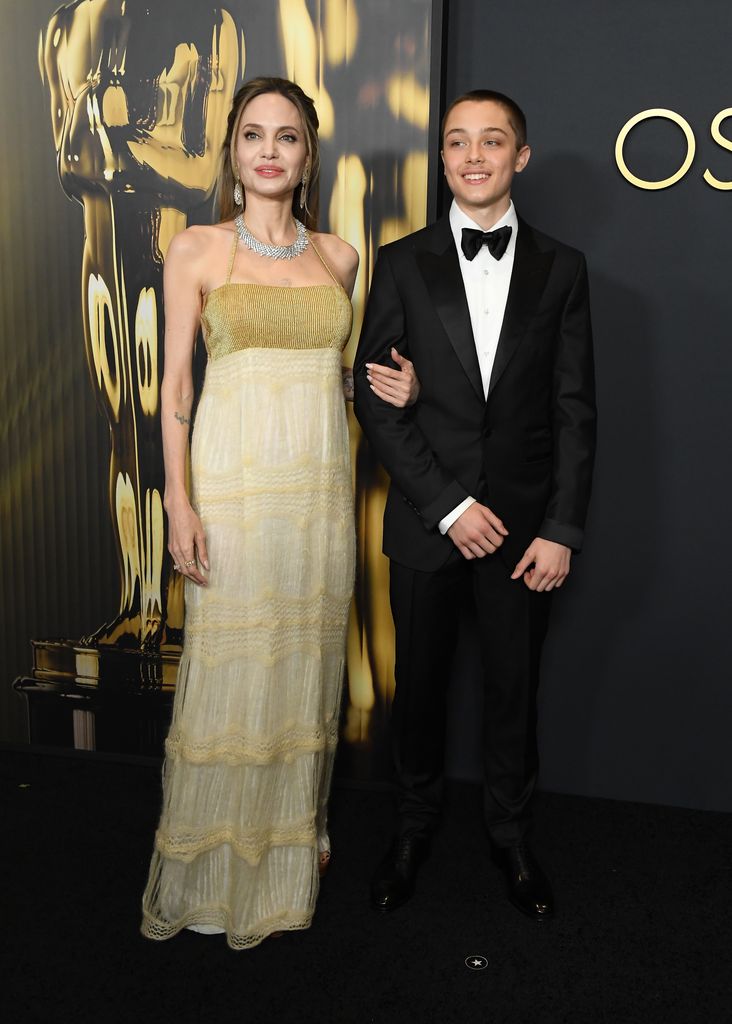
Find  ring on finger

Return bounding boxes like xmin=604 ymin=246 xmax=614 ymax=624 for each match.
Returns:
xmin=184 ymin=558 xmax=196 ymax=567
xmin=173 ymin=564 xmax=180 ymax=571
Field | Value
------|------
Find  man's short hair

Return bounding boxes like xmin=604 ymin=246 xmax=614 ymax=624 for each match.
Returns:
xmin=441 ymin=90 xmax=528 ymax=150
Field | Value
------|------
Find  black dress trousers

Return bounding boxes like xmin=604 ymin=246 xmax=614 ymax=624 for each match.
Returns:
xmin=388 ymin=551 xmax=552 ymax=848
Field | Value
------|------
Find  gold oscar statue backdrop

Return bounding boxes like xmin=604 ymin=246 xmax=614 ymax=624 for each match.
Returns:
xmin=0 ymin=0 xmax=441 ymax=774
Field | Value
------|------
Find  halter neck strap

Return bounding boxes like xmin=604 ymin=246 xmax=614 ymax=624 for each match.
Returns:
xmin=309 ymin=234 xmax=341 ymax=288
xmin=225 ymin=229 xmax=239 ymax=284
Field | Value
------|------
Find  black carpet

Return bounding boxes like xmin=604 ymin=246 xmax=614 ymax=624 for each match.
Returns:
xmin=2 ymin=749 xmax=731 ymax=1024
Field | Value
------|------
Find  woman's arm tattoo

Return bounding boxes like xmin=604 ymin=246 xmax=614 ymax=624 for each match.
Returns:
xmin=174 ymin=411 xmax=191 ymax=426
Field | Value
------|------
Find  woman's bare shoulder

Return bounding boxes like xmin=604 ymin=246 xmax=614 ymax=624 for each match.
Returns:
xmin=166 ymin=222 xmax=235 ymax=263
xmin=311 ymin=231 xmax=359 ymax=275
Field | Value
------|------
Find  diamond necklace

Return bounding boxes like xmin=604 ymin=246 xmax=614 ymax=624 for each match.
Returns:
xmin=234 ymin=214 xmax=309 ymax=260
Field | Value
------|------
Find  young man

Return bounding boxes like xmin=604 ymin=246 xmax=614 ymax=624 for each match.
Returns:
xmin=354 ymin=90 xmax=596 ymax=919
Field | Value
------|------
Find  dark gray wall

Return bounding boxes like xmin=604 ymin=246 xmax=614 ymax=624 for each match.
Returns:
xmin=443 ymin=0 xmax=732 ymax=811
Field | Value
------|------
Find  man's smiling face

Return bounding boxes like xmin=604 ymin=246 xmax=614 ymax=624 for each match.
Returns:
xmin=441 ymin=99 xmax=530 ymax=221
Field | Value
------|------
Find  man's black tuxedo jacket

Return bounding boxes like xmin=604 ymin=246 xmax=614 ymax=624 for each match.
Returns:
xmin=353 ymin=214 xmax=597 ymax=572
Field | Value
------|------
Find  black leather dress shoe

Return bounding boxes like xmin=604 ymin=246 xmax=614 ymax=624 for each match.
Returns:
xmin=370 ymin=835 xmax=429 ymax=912
xmin=492 ymin=843 xmax=554 ymax=920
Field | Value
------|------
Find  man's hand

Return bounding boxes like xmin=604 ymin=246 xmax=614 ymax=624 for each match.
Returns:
xmin=447 ymin=502 xmax=508 ymax=559
xmin=366 ymin=347 xmax=420 ymax=407
xmin=511 ymin=539 xmax=571 ymax=591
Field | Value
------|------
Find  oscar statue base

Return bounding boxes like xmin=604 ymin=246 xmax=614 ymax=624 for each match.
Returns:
xmin=13 ymin=639 xmax=180 ymax=757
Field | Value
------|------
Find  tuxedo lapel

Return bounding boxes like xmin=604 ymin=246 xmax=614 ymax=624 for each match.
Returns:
xmin=415 ymin=217 xmax=484 ymax=401
xmin=488 ymin=219 xmax=554 ymax=396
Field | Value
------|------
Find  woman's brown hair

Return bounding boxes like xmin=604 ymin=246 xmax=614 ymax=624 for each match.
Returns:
xmin=217 ymin=76 xmax=320 ymax=230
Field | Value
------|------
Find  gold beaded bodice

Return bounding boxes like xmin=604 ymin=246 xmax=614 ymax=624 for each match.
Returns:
xmin=200 ymin=233 xmax=352 ymax=361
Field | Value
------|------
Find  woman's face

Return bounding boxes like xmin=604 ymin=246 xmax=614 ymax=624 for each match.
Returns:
xmin=234 ymin=91 xmax=308 ymax=205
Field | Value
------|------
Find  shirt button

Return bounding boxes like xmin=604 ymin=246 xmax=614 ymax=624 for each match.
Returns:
xmin=484 ymin=308 xmax=490 ymax=314
xmin=483 ymin=269 xmax=490 ymax=275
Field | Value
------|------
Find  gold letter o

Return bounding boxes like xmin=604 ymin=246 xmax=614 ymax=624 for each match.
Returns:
xmin=615 ymin=108 xmax=696 ymax=190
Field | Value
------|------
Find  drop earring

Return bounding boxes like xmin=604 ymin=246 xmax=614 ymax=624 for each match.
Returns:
xmin=233 ymin=177 xmax=243 ymax=206
xmin=299 ymin=167 xmax=309 ymax=210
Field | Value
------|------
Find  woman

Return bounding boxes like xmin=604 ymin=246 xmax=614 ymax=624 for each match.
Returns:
xmin=141 ymin=77 xmax=417 ymax=949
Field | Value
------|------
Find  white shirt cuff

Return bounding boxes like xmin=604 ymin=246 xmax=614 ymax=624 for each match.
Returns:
xmin=438 ymin=497 xmax=476 ymax=535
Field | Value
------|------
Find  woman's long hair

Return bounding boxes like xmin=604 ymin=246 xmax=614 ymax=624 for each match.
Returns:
xmin=216 ymin=77 xmax=320 ymax=230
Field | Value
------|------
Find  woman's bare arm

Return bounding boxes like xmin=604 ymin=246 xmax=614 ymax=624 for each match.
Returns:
xmin=160 ymin=229 xmax=209 ymax=585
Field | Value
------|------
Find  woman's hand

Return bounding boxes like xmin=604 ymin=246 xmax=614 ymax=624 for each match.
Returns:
xmin=366 ymin=347 xmax=420 ymax=407
xmin=166 ymin=497 xmax=209 ymax=586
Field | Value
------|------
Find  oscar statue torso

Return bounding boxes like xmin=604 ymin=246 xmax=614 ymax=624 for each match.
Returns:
xmin=41 ymin=0 xmax=239 ymax=647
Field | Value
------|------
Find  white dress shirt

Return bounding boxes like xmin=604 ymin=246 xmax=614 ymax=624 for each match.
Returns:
xmin=437 ymin=200 xmax=519 ymax=535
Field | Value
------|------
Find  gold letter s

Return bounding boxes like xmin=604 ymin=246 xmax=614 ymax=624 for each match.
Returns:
xmin=703 ymin=108 xmax=732 ymax=190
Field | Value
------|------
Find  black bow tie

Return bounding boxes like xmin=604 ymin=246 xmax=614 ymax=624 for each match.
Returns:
xmin=460 ymin=224 xmax=512 ymax=262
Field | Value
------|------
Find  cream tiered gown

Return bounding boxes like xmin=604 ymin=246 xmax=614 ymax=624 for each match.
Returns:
xmin=141 ymin=234 xmax=355 ymax=950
